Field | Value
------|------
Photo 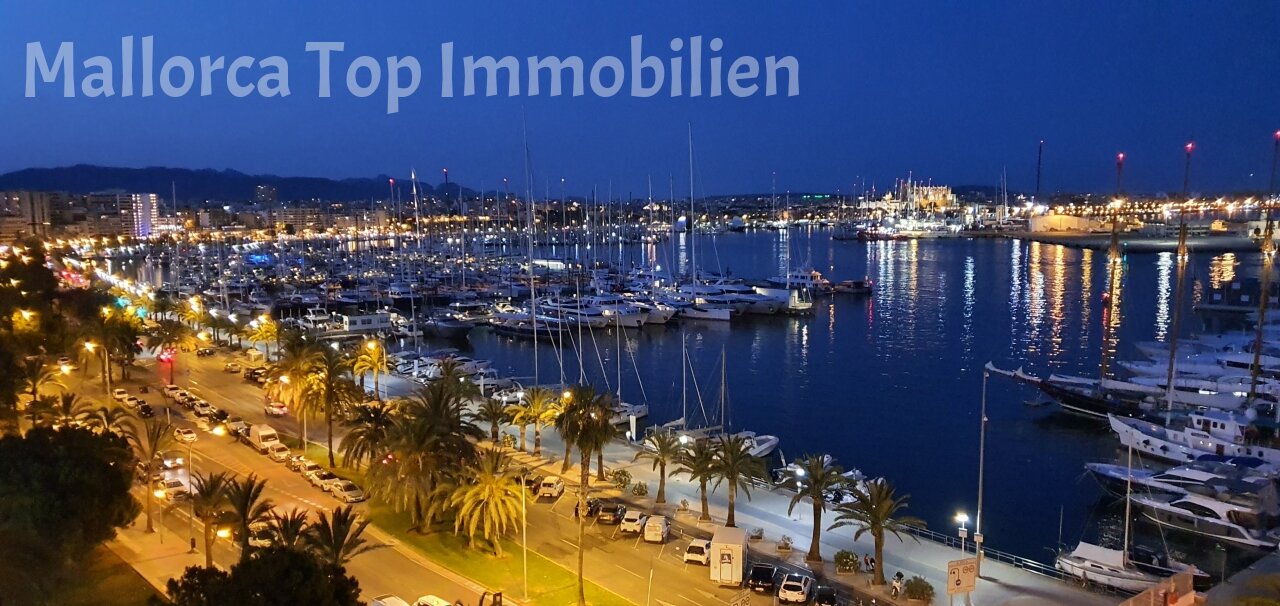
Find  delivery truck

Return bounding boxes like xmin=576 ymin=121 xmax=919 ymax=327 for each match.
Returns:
xmin=247 ymin=424 xmax=280 ymax=454
xmin=709 ymin=526 xmax=748 ymax=586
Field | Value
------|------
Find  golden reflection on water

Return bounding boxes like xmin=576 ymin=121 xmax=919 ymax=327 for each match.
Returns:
xmin=1027 ymin=241 xmax=1045 ymax=352
xmin=1048 ymin=245 xmax=1067 ymax=357
xmin=1080 ymin=248 xmax=1094 ymax=351
xmin=1209 ymin=253 xmax=1237 ymax=290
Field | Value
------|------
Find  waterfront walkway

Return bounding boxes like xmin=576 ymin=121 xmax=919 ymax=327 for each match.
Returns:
xmin=498 ymin=424 xmax=1120 ymax=606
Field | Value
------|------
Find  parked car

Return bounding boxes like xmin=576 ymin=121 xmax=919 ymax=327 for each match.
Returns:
xmin=244 ymin=521 xmax=274 ymax=548
xmin=538 ymin=477 xmax=565 ymax=498
xmin=643 ymin=515 xmax=670 ymax=543
xmin=747 ymin=563 xmax=778 ymax=593
xmin=522 ymin=474 xmax=546 ymax=492
xmin=413 ymin=597 xmax=451 ymax=606
xmin=224 ymin=362 xmax=241 ymax=373
xmin=124 ymin=396 xmax=144 ymax=410
xmin=620 ymin=510 xmax=648 ymax=534
xmin=683 ymin=539 xmax=711 ymax=565
xmin=56 ymin=356 xmax=77 ymax=370
xmin=575 ymin=497 xmax=603 ymax=519
xmin=210 ymin=408 xmax=229 ymax=423
xmin=331 ymin=480 xmax=367 ymax=503
xmin=777 ymin=574 xmax=813 ymax=604
xmin=266 ymin=443 xmax=291 ymax=462
xmin=297 ymin=460 xmax=321 ymax=477
xmin=175 ymin=391 xmax=196 ymax=407
xmin=192 ymin=401 xmax=215 ymax=418
xmin=173 ymin=427 xmax=197 ymax=443
xmin=226 ymin=416 xmax=248 ymax=436
xmin=111 ymin=388 xmax=128 ymax=401
xmin=286 ymin=455 xmax=310 ymax=472
xmin=306 ymin=469 xmax=340 ymax=491
xmin=160 ymin=450 xmax=186 ymax=469
xmin=596 ymin=503 xmax=626 ymax=524
xmin=196 ymin=347 xmax=215 ymax=357
xmin=264 ymin=401 xmax=288 ymax=416
xmin=137 ymin=403 xmax=155 ymax=418
xmin=162 ymin=384 xmax=182 ymax=398
xmin=814 ymin=586 xmax=840 ymax=606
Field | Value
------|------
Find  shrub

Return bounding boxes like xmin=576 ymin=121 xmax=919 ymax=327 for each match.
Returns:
xmin=609 ymin=469 xmax=632 ymax=491
xmin=631 ymin=481 xmax=649 ymax=496
xmin=834 ymin=550 xmax=861 ymax=573
xmin=904 ymin=575 xmax=934 ymax=601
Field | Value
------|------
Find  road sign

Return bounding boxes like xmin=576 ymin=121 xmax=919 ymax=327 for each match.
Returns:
xmin=947 ymin=557 xmax=978 ymax=595
xmin=729 ymin=589 xmax=752 ymax=606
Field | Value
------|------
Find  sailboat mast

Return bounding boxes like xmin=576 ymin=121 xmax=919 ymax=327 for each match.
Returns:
xmin=1122 ymin=442 xmax=1133 ymax=568
xmin=1249 ymin=212 xmax=1275 ymax=405
xmin=1164 ymin=215 xmax=1189 ymax=417
xmin=522 ymin=121 xmax=539 ymax=384
xmin=688 ymin=125 xmax=696 ymax=280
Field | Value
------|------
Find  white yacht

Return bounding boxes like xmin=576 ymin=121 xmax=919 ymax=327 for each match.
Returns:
xmin=584 ymin=294 xmax=649 ymax=328
xmin=609 ymin=402 xmax=650 ymax=425
xmin=731 ymin=430 xmax=779 ymax=458
xmin=1132 ymin=490 xmax=1280 ymax=550
xmin=1110 ymin=411 xmax=1280 ymax=465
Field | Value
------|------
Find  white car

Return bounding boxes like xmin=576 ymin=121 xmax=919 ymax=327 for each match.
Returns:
xmin=538 ymin=477 xmax=565 ymax=498
xmin=331 ymin=480 xmax=367 ymax=503
xmin=643 ymin=515 xmax=670 ymax=543
xmin=246 ymin=521 xmax=274 ymax=548
xmin=154 ymin=478 xmax=188 ymax=501
xmin=777 ymin=574 xmax=813 ymax=604
xmin=306 ymin=469 xmax=341 ymax=491
xmin=112 ymin=388 xmax=128 ymax=401
xmin=192 ymin=402 xmax=216 ymax=418
xmin=414 ymin=597 xmax=452 ymax=606
xmin=163 ymin=384 xmax=182 ymax=398
xmin=491 ymin=387 xmax=525 ymax=404
xmin=266 ymin=442 xmax=291 ymax=462
xmin=683 ymin=539 xmax=711 ymax=565
xmin=620 ymin=510 xmax=648 ymax=534
xmin=124 ymin=396 xmax=144 ymax=410
xmin=297 ymin=460 xmax=321 ymax=477
xmin=264 ymin=402 xmax=288 ymax=416
xmin=173 ymin=427 xmax=197 ymax=443
xmin=225 ymin=416 xmax=248 ymax=436
xmin=56 ymin=356 xmax=76 ymax=369
xmin=224 ymin=362 xmax=242 ymax=373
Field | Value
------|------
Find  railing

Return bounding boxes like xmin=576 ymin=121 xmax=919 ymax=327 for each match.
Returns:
xmin=899 ymin=525 xmax=1132 ymax=597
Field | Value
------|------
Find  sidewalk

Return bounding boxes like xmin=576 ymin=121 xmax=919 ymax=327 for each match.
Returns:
xmin=498 ymin=424 xmax=1120 ymax=606
xmin=105 ymin=514 xmax=207 ymax=596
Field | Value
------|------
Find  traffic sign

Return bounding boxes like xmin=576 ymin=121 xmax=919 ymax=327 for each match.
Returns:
xmin=947 ymin=557 xmax=978 ymax=595
xmin=729 ymin=589 xmax=752 ymax=606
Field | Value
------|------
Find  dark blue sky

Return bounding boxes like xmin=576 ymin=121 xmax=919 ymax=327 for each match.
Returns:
xmin=4 ymin=2 xmax=1278 ymax=196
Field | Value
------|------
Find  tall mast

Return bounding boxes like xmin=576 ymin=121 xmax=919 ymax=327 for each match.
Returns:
xmin=1122 ymin=442 xmax=1133 ymax=567
xmin=1163 ymin=213 xmax=1189 ymax=420
xmin=522 ymin=120 xmax=538 ymax=384
xmin=688 ymin=124 xmax=696 ymax=281
xmin=1249 ymin=213 xmax=1275 ymax=407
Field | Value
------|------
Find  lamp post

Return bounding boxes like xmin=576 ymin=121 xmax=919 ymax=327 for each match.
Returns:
xmin=956 ymin=513 xmax=969 ymax=553
xmin=187 ymin=438 xmax=197 ymax=553
xmin=976 ymin=369 xmax=989 ymax=574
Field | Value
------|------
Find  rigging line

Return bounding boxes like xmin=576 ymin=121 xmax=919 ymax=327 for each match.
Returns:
xmin=626 ymin=336 xmax=648 ymax=405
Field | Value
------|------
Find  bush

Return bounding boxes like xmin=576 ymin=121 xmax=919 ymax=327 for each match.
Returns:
xmin=609 ymin=469 xmax=633 ymax=491
xmin=904 ymin=575 xmax=934 ymax=601
xmin=631 ymin=481 xmax=649 ymax=496
xmin=834 ymin=550 xmax=861 ymax=573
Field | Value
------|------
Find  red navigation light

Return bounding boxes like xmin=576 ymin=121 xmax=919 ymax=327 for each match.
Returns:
xmin=1185 ymin=141 xmax=1195 ymax=153
xmin=1117 ymin=152 xmax=1125 ymax=162
xmin=1274 ymin=130 xmax=1280 ymax=141
xmin=389 ymin=178 xmax=395 ymax=185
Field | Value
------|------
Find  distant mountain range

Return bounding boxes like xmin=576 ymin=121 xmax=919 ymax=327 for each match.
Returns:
xmin=0 ymin=164 xmax=1027 ymax=205
xmin=0 ymin=165 xmax=477 ymax=203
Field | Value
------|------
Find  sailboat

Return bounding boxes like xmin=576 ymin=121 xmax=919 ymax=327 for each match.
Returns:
xmin=715 ymin=347 xmax=780 ymax=457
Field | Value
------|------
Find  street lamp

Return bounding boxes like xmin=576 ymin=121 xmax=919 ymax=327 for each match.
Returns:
xmin=956 ymin=512 xmax=969 ymax=553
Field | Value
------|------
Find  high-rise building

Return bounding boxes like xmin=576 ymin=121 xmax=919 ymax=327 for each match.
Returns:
xmin=0 ymin=191 xmax=52 ymax=240
xmin=110 ymin=192 xmax=159 ymax=237
xmin=255 ymin=185 xmax=278 ymax=205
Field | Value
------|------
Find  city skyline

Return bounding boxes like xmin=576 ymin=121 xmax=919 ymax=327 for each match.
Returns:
xmin=5 ymin=2 xmax=1279 ymax=196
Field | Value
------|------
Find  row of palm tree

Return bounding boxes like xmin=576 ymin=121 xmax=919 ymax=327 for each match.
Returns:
xmin=188 ymin=469 xmax=373 ymax=569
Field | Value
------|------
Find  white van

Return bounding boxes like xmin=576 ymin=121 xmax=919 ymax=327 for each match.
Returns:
xmin=370 ymin=596 xmax=412 ymax=606
xmin=643 ymin=515 xmax=670 ymax=543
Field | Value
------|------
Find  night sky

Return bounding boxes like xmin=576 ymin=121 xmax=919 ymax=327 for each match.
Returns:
xmin=4 ymin=2 xmax=1279 ymax=195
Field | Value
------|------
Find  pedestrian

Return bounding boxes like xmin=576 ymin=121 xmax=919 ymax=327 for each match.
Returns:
xmin=863 ymin=553 xmax=871 ymax=571
xmin=868 ymin=556 xmax=876 ymax=576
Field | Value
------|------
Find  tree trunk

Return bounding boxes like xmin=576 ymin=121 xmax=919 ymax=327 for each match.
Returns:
xmin=373 ymin=371 xmax=380 ymax=401
xmin=145 ymin=464 xmax=156 ymax=533
xmin=577 ymin=449 xmax=589 ymax=606
xmin=726 ymin=479 xmax=737 ymax=527
xmin=519 ymin=424 xmax=527 ymax=452
xmin=204 ymin=523 xmax=215 ymax=568
xmin=490 ymin=422 xmax=499 ymax=443
xmin=698 ymin=479 xmax=711 ymax=521
xmin=596 ymin=449 xmax=605 ymax=482
xmin=534 ymin=424 xmax=542 ymax=456
xmin=326 ymin=405 xmax=336 ymax=468
xmin=873 ymin=532 xmax=885 ymax=585
xmin=655 ymin=461 xmax=666 ymax=504
xmin=561 ymin=441 xmax=572 ymax=473
xmin=806 ymin=499 xmax=822 ymax=562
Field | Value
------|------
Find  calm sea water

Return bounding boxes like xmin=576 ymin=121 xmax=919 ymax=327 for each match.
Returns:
xmin=466 ymin=229 xmax=1259 ymax=567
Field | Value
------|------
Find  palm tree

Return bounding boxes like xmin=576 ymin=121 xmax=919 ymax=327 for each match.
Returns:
xmin=829 ymin=478 xmax=926 ymax=585
xmin=634 ymin=432 xmax=681 ymax=505
xmin=147 ymin=319 xmax=196 ymax=384
xmin=268 ymin=509 xmax=310 ymax=549
xmin=711 ymin=434 xmax=766 ymax=528
xmin=306 ymin=505 xmax=374 ymax=568
xmin=504 ymin=397 xmax=534 ymax=452
xmin=301 ymin=346 xmax=359 ymax=468
xmin=20 ymin=358 xmax=63 ymax=405
xmin=129 ymin=418 xmax=175 ymax=533
xmin=673 ymin=439 xmax=717 ymax=521
xmin=365 ymin=382 xmax=482 ymax=531
xmin=77 ymin=404 xmax=134 ymax=436
xmin=104 ymin=316 xmax=143 ymax=381
xmin=786 ymin=455 xmax=848 ymax=563
xmin=448 ymin=448 xmax=522 ymax=556
xmin=23 ymin=394 xmax=59 ymax=429
xmin=245 ymin=317 xmax=279 ymax=360
xmin=152 ymin=296 xmax=178 ymax=322
xmin=472 ymin=397 xmax=507 ymax=443
xmin=526 ymin=386 xmax=560 ymax=456
xmin=191 ymin=471 xmax=233 ymax=568
xmin=352 ymin=340 xmax=390 ymax=401
xmin=226 ymin=474 xmax=275 ymax=561
xmin=49 ymin=392 xmax=89 ymax=427
xmin=560 ymin=384 xmax=615 ymax=606
xmin=341 ymin=399 xmax=397 ymax=470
